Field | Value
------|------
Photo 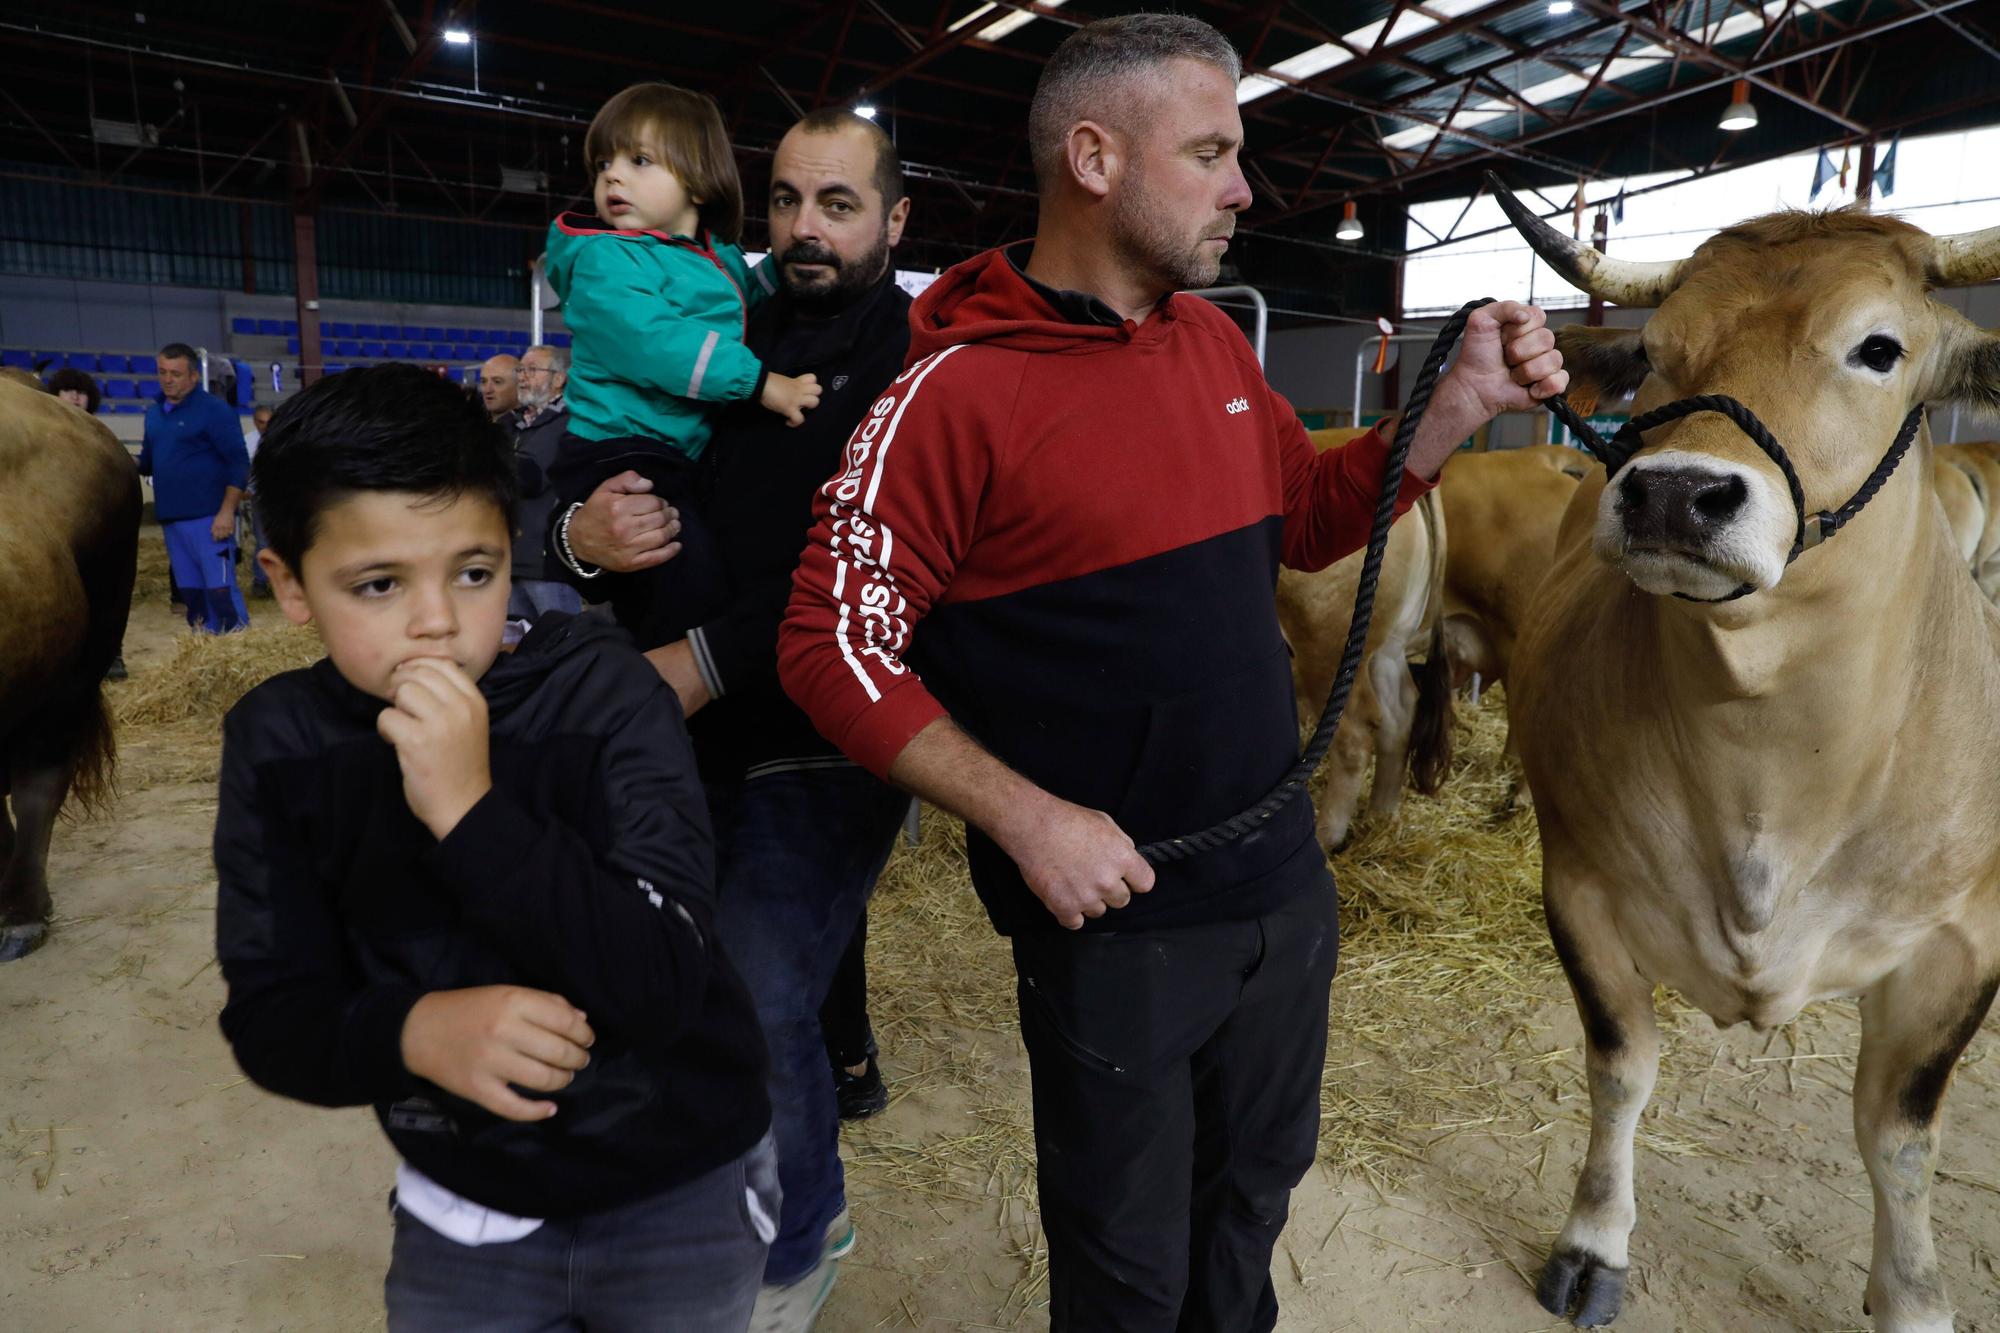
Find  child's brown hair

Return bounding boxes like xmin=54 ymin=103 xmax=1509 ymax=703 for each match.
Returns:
xmin=583 ymin=83 xmax=744 ymax=245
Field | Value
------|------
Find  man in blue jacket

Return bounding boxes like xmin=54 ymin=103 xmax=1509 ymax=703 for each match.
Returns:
xmin=138 ymin=342 xmax=249 ymax=633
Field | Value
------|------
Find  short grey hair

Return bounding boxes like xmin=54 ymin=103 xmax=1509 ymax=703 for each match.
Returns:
xmin=1028 ymin=13 xmax=1242 ymax=191
xmin=525 ymin=344 xmax=571 ymax=374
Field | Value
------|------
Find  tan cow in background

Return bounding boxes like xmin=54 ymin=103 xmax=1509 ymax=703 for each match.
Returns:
xmin=1277 ymin=491 xmax=1450 ymax=852
xmin=1498 ymin=185 xmax=2000 ymax=1332
xmin=1931 ymin=456 xmax=1985 ymax=568
xmin=1936 ymin=442 xmax=2000 ymax=596
xmin=1434 ymin=447 xmax=1585 ymax=810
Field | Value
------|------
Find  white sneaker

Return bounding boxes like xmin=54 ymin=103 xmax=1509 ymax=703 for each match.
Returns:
xmin=824 ymin=1207 xmax=855 ymax=1260
xmin=749 ymin=1211 xmax=852 ymax=1333
xmin=748 ymin=1253 xmax=838 ymax=1333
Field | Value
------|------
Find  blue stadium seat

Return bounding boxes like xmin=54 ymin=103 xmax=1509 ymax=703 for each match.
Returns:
xmin=333 ymin=340 xmax=361 ymax=357
xmin=402 ymin=343 xmax=428 ymax=359
xmin=1 ymin=349 xmax=30 ymax=369
xmin=231 ymin=317 xmax=256 ymax=335
xmin=101 ymin=354 xmax=130 ymax=373
xmin=424 ymin=326 xmax=445 ymax=342
xmin=324 ymin=363 xmax=347 ymax=376
xmin=449 ymin=344 xmax=472 ymax=360
xmin=64 ymin=353 xmax=99 ymax=373
xmin=461 ymin=328 xmax=482 ymax=342
xmin=505 ymin=330 xmax=527 ymax=346
xmin=446 ymin=367 xmax=466 ymax=382
xmin=329 ymin=322 xmax=355 ymax=338
xmin=286 ymin=338 xmax=300 ymax=355
xmin=470 ymin=345 xmax=492 ymax=360
xmin=137 ymin=379 xmax=160 ymax=398
xmin=385 ymin=342 xmax=408 ymax=358
xmin=445 ymin=327 xmax=466 ymax=341
xmin=356 ymin=323 xmax=379 ymax=338
xmin=104 ymin=378 xmax=136 ymax=399
xmin=257 ymin=318 xmax=283 ymax=336
xmin=361 ymin=341 xmax=385 ymax=358
xmin=283 ymin=319 xmax=299 ymax=336
xmin=549 ymin=332 xmax=572 ymax=348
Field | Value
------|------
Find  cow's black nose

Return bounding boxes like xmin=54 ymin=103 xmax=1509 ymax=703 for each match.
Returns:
xmin=1621 ymin=467 xmax=1747 ymax=548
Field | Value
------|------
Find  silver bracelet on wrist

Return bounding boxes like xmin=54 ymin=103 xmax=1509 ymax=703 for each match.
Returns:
xmin=556 ymin=503 xmax=604 ymax=579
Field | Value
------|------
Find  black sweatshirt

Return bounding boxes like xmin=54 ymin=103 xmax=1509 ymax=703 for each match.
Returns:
xmin=214 ymin=614 xmax=769 ymax=1219
xmin=684 ymin=268 xmax=913 ymax=781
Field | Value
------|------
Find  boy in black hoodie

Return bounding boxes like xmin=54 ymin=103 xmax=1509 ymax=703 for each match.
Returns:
xmin=214 ymin=364 xmax=776 ymax=1331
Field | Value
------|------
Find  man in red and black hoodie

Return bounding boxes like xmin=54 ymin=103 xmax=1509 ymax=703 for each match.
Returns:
xmin=780 ymin=15 xmax=1568 ymax=1330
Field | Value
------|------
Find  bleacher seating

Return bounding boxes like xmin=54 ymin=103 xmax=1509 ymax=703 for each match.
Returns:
xmin=0 ymin=311 xmax=561 ymax=416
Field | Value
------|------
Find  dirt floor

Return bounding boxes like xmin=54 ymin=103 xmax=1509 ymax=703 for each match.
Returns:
xmin=5 ymin=531 xmax=1999 ymax=1331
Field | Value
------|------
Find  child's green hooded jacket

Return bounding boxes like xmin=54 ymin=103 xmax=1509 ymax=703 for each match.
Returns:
xmin=545 ymin=212 xmax=778 ymax=459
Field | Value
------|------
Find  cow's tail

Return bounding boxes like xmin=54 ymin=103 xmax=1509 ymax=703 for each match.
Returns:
xmin=1409 ymin=620 xmax=1455 ymax=795
xmin=44 ymin=691 xmax=118 ymax=819
xmin=1408 ymin=493 xmax=1455 ymax=796
xmin=47 ymin=467 xmax=139 ymax=820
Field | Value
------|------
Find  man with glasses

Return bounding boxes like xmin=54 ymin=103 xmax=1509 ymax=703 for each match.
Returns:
xmin=506 ymin=344 xmax=584 ymax=635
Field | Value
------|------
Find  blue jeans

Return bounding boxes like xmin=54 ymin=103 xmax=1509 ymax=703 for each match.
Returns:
xmin=384 ymin=1132 xmax=779 ymax=1332
xmin=708 ymin=765 xmax=909 ymax=1285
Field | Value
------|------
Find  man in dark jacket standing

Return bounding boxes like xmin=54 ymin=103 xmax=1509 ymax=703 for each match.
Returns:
xmin=559 ymin=108 xmax=914 ymax=1329
xmin=506 ymin=344 xmax=584 ymax=637
xmin=138 ymin=342 xmax=250 ymax=633
xmin=778 ymin=16 xmax=1568 ymax=1333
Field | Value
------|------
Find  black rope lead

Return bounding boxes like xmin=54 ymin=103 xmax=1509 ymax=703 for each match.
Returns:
xmin=1137 ymin=298 xmax=1494 ymax=865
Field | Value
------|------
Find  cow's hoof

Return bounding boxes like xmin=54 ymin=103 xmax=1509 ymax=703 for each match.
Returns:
xmin=0 ymin=922 xmax=48 ymax=962
xmin=1538 ymin=1246 xmax=1627 ymax=1327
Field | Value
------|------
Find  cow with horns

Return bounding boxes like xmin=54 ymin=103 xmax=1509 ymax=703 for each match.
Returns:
xmin=1494 ymin=176 xmax=2000 ymax=1332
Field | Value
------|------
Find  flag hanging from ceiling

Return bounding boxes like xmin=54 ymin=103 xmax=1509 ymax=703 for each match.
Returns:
xmin=1810 ymin=148 xmax=1835 ymax=201
xmin=1877 ymin=133 xmax=1900 ymax=198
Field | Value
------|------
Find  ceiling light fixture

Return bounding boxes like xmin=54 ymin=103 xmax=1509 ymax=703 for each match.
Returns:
xmin=854 ymin=103 xmax=879 ymax=120
xmin=1719 ymin=78 xmax=1758 ymax=131
xmin=443 ymin=28 xmax=472 ymax=45
xmin=1336 ymin=201 xmax=1364 ymax=241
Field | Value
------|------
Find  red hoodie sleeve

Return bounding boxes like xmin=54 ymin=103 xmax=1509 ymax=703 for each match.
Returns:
xmin=1277 ymin=403 xmax=1434 ymax=574
xmin=779 ymin=346 xmax=991 ymax=778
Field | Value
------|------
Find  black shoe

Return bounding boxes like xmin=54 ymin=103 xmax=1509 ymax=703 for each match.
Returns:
xmin=104 ymin=655 xmax=127 ymax=682
xmin=833 ymin=1054 xmax=888 ymax=1121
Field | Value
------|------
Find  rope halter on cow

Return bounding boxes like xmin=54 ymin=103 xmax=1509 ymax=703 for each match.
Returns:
xmin=1543 ymin=392 xmax=1926 ymax=604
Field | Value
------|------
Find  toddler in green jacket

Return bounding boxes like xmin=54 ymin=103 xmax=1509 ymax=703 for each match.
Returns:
xmin=543 ymin=82 xmax=821 ymax=647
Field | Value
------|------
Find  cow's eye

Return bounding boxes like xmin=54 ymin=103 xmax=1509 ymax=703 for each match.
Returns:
xmin=1852 ymin=335 xmax=1904 ymax=373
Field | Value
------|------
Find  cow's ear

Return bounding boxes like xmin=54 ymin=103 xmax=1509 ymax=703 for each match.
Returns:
xmin=1555 ymin=325 xmax=1649 ymax=414
xmin=1935 ymin=318 xmax=2000 ymax=415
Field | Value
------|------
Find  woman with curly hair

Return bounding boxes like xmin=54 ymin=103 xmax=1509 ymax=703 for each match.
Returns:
xmin=47 ymin=367 xmax=102 ymax=415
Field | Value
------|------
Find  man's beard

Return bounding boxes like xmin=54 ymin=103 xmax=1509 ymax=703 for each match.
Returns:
xmin=518 ymin=381 xmax=551 ymax=411
xmin=778 ymin=227 xmax=892 ymax=313
xmin=1109 ymin=171 xmax=1229 ymax=294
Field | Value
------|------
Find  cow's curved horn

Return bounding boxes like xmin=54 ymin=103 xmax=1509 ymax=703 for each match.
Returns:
xmin=1928 ymin=222 xmax=2000 ymax=288
xmin=1485 ymin=173 xmax=1684 ymax=309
